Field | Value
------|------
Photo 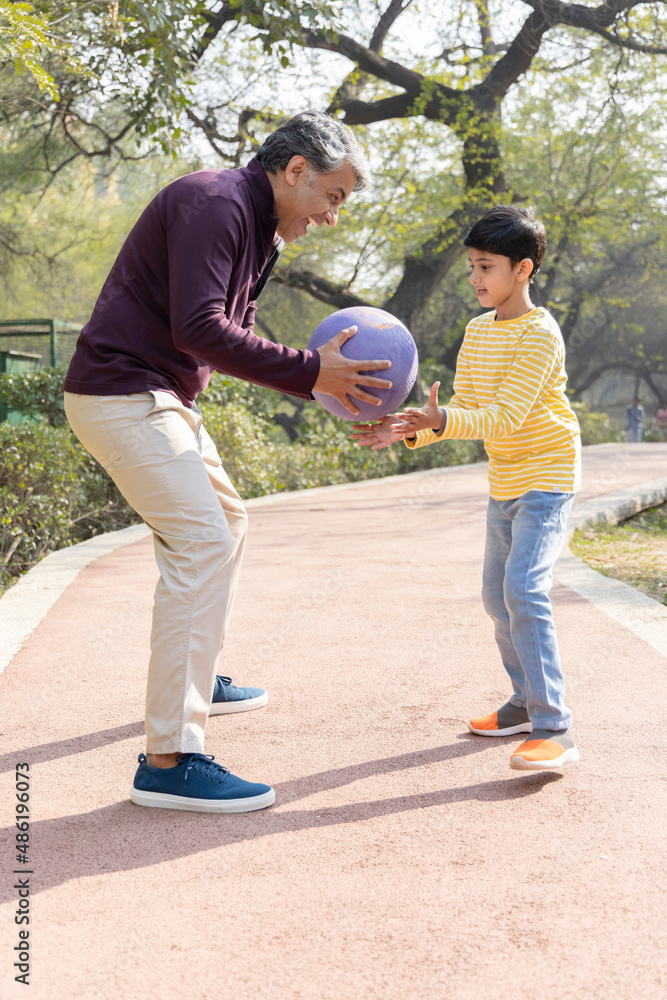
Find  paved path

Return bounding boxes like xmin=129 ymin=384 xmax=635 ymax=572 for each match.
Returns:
xmin=1 ymin=443 xmax=666 ymax=1000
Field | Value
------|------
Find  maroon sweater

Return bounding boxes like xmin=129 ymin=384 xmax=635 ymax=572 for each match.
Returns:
xmin=64 ymin=158 xmax=320 ymax=405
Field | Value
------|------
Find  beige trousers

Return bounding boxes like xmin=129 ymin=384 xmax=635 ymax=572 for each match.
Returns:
xmin=64 ymin=391 xmax=248 ymax=753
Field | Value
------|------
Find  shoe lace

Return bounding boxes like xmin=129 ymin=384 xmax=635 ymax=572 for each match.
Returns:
xmin=176 ymin=753 xmax=230 ymax=784
xmin=218 ymin=675 xmax=234 ymax=687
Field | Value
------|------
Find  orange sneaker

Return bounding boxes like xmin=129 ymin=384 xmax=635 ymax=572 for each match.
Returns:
xmin=468 ymin=700 xmax=532 ymax=737
xmin=510 ymin=728 xmax=580 ymax=770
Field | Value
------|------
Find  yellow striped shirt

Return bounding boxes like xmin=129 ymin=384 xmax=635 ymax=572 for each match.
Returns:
xmin=405 ymin=306 xmax=581 ymax=500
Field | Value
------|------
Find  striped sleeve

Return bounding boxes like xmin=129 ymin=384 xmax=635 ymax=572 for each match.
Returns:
xmin=404 ymin=337 xmax=478 ymax=451
xmin=440 ymin=329 xmax=560 ymax=441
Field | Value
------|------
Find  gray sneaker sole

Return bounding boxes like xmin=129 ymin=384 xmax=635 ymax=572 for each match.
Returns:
xmin=130 ymin=786 xmax=276 ymax=812
xmin=468 ymin=721 xmax=533 ymax=737
xmin=209 ymin=691 xmax=269 ymax=716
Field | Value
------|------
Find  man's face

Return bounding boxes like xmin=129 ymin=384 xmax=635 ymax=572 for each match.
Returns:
xmin=273 ymin=156 xmax=357 ymax=244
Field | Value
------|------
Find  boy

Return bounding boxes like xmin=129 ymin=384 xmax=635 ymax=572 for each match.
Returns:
xmin=351 ymin=205 xmax=581 ymax=770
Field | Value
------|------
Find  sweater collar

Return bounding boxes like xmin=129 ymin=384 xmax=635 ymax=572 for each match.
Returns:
xmin=243 ymin=157 xmax=279 ymax=248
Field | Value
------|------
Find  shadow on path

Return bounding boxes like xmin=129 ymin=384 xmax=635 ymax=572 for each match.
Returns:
xmin=2 ymin=737 xmax=561 ymax=903
xmin=0 ymin=722 xmax=145 ymax=774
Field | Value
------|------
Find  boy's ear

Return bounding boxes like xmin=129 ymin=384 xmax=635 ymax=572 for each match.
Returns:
xmin=516 ymin=257 xmax=534 ymax=283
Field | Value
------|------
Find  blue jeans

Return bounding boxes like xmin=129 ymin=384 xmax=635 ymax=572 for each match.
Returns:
xmin=482 ymin=490 xmax=575 ymax=731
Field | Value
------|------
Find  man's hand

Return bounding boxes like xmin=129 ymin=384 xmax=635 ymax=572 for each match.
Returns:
xmin=349 ymin=414 xmax=407 ymax=450
xmin=314 ymin=326 xmax=392 ymax=417
xmin=391 ymin=382 xmax=445 ymax=435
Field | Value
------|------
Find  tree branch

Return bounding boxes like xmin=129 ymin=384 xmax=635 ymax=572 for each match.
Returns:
xmin=328 ymin=0 xmax=414 ymax=112
xmin=254 ymin=315 xmax=278 ymax=342
xmin=574 ymin=22 xmax=667 ymax=55
xmin=185 ymin=107 xmax=234 ymax=161
xmin=191 ymin=4 xmax=239 ymax=63
xmin=339 ymin=93 xmax=425 ymax=125
xmin=473 ymin=0 xmax=667 ymax=107
xmin=2 ymin=534 xmax=23 ymax=568
xmin=521 ymin=0 xmax=667 ymax=55
xmin=471 ymin=7 xmax=554 ymax=107
xmin=301 ymin=26 xmax=459 ymax=100
xmin=369 ymin=0 xmax=415 ymax=52
xmin=475 ymin=0 xmax=496 ymax=56
xmin=642 ymin=369 xmax=667 ymax=402
xmin=568 ymin=362 xmax=616 ymax=397
xmin=272 ymin=269 xmax=372 ymax=309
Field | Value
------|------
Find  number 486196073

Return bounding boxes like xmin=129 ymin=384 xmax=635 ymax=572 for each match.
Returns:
xmin=15 ymin=763 xmax=30 ymax=865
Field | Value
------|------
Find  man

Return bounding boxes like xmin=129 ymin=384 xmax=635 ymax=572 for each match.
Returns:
xmin=64 ymin=112 xmax=392 ymax=813
xmin=625 ymin=397 xmax=645 ymax=443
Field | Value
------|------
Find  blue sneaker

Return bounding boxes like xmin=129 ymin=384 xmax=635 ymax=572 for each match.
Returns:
xmin=209 ymin=674 xmax=268 ymax=716
xmin=130 ymin=753 xmax=275 ymax=813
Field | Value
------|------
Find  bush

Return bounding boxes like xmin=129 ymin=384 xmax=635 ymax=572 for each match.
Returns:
xmin=0 ymin=368 xmax=69 ymax=426
xmin=200 ymin=390 xmax=487 ymax=496
xmin=0 ymin=422 xmax=135 ymax=592
xmin=642 ymin=424 xmax=662 ymax=443
xmin=200 ymin=401 xmax=294 ymax=497
xmin=0 ymin=369 xmax=487 ymax=591
xmin=200 ymin=398 xmax=404 ymax=494
xmin=295 ymin=404 xmax=486 ymax=483
xmin=570 ymin=402 xmax=623 ymax=446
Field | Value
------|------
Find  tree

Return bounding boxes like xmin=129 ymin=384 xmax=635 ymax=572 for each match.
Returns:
xmin=183 ymin=1 xmax=667 ymax=400
xmin=0 ymin=1 xmax=341 ymax=273
xmin=0 ymin=1 xmax=341 ymax=167
xmin=2 ymin=1 xmax=666 ymax=399
xmin=187 ymin=1 xmax=667 ymax=334
xmin=0 ymin=0 xmax=61 ymax=101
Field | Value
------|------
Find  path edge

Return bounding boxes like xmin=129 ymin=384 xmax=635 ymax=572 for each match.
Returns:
xmin=555 ymin=476 xmax=667 ymax=659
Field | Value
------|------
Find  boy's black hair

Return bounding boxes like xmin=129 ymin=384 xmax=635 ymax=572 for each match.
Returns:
xmin=463 ymin=205 xmax=547 ymax=280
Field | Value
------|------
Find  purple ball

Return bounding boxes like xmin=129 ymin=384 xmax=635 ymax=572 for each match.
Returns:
xmin=307 ymin=306 xmax=418 ymax=421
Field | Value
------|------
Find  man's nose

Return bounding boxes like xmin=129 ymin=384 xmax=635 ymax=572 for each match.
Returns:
xmin=325 ymin=206 xmax=339 ymax=227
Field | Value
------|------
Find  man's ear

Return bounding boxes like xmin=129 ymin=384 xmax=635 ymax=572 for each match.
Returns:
xmin=284 ymin=155 xmax=308 ymax=188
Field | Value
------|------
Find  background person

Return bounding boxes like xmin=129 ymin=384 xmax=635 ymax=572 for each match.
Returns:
xmin=63 ymin=112 xmax=392 ymax=813
xmin=625 ymin=397 xmax=645 ymax=442
xmin=654 ymin=401 xmax=667 ymax=442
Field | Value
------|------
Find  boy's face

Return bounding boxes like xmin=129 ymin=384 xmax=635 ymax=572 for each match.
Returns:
xmin=467 ymin=247 xmax=532 ymax=310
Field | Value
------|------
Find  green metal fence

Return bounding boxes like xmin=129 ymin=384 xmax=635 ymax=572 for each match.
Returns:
xmin=0 ymin=319 xmax=81 ymax=423
xmin=0 ymin=319 xmax=81 ymax=369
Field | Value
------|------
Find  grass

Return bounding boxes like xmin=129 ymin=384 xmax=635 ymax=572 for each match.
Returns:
xmin=570 ymin=502 xmax=667 ymax=606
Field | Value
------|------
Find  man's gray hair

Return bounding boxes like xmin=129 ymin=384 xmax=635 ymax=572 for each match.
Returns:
xmin=255 ymin=111 xmax=371 ymax=192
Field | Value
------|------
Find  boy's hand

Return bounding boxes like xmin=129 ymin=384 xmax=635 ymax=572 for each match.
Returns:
xmin=391 ymin=382 xmax=445 ymax=435
xmin=350 ymin=414 xmax=406 ymax=450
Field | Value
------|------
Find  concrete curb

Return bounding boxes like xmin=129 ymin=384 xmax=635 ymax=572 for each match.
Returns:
xmin=555 ymin=476 xmax=667 ymax=659
xmin=565 ymin=476 xmax=667 ymax=542
xmin=0 ymin=524 xmax=151 ymax=675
